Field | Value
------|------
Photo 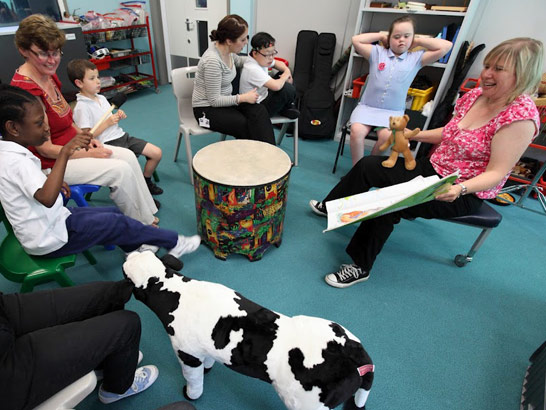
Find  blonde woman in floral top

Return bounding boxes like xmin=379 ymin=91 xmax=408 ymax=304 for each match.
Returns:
xmin=310 ymin=37 xmax=542 ymax=288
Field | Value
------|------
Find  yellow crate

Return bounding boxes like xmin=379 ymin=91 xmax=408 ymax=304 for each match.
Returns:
xmin=407 ymin=86 xmax=434 ymax=111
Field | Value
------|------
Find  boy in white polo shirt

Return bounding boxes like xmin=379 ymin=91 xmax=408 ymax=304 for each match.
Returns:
xmin=0 ymin=84 xmax=199 ymax=259
xmin=68 ymin=59 xmax=163 ymax=196
xmin=239 ymin=32 xmax=299 ymax=119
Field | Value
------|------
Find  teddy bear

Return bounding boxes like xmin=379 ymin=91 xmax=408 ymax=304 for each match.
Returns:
xmin=378 ymin=114 xmax=420 ymax=170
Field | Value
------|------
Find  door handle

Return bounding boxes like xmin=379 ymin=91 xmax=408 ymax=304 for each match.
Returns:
xmin=185 ymin=18 xmax=195 ymax=31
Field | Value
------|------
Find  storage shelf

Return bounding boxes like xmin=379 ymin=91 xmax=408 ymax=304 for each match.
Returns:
xmin=82 ymin=16 xmax=158 ymax=95
xmin=83 ymin=23 xmax=147 ymax=34
xmin=101 ymin=73 xmax=155 ymax=93
xmin=362 ymin=7 xmax=466 ymax=17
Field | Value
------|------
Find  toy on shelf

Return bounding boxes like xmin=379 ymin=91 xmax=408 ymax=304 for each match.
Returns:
xmin=379 ymin=114 xmax=420 ymax=170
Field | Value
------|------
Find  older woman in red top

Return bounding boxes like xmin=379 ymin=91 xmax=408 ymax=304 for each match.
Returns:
xmin=11 ymin=14 xmax=158 ymax=225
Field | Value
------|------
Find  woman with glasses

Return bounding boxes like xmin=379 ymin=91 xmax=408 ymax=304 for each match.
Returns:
xmin=10 ymin=14 xmax=159 ymax=226
xmin=239 ymin=32 xmax=299 ymax=120
xmin=192 ymin=15 xmax=276 ymax=145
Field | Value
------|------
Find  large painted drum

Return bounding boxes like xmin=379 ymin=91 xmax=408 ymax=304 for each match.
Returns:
xmin=193 ymin=140 xmax=292 ymax=261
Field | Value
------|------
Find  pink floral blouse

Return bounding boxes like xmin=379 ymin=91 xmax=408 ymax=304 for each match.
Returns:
xmin=430 ymin=88 xmax=539 ymax=199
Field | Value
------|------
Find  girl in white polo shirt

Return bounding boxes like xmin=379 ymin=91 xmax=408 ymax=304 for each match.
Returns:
xmin=0 ymin=84 xmax=200 ymax=259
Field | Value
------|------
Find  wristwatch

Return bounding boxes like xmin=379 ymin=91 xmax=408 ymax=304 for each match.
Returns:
xmin=458 ymin=183 xmax=468 ymax=197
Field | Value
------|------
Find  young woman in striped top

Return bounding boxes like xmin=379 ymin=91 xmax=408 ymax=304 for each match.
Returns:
xmin=192 ymin=15 xmax=276 ymax=145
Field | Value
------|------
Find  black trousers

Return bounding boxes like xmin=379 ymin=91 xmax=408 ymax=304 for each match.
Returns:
xmin=0 ymin=280 xmax=140 ymax=410
xmin=323 ymin=156 xmax=483 ymax=271
xmin=193 ymin=103 xmax=275 ymax=145
xmin=262 ymin=82 xmax=296 ymax=117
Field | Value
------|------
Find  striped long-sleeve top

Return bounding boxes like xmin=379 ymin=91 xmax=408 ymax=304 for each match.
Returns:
xmin=192 ymin=44 xmax=247 ymax=108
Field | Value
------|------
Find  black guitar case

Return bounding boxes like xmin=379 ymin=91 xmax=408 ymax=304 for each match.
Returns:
xmin=293 ymin=31 xmax=337 ymax=140
xmin=293 ymin=30 xmax=318 ymax=100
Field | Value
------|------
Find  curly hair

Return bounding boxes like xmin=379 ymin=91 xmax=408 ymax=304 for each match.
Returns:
xmin=14 ymin=14 xmax=66 ymax=52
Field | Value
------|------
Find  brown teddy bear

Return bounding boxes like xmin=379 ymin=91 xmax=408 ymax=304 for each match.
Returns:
xmin=379 ymin=114 xmax=421 ymax=170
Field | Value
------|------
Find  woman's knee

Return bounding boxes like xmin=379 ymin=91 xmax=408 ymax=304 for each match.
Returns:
xmin=108 ymin=160 xmax=134 ymax=182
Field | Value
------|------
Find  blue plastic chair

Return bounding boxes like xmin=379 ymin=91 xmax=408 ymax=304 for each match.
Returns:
xmin=64 ymin=185 xmax=115 ymax=251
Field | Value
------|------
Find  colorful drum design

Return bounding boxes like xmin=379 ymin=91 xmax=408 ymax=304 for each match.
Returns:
xmin=193 ymin=140 xmax=292 ymax=261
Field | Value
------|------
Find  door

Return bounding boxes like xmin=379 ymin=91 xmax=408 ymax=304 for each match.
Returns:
xmin=160 ymin=0 xmax=228 ymax=80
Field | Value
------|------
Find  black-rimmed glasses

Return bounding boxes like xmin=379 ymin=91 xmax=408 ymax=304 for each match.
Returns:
xmin=256 ymin=50 xmax=278 ymax=58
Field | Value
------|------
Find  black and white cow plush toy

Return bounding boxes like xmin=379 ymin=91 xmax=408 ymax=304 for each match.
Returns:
xmin=123 ymin=252 xmax=374 ymax=410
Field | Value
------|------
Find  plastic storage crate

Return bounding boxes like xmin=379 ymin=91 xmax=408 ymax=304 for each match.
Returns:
xmin=352 ymin=74 xmax=368 ymax=98
xmin=407 ymin=86 xmax=434 ymax=111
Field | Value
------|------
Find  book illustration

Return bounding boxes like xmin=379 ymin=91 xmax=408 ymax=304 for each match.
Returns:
xmin=324 ymin=172 xmax=459 ymax=232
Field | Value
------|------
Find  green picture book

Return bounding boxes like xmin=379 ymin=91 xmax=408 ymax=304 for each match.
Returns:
xmin=324 ymin=172 xmax=459 ymax=232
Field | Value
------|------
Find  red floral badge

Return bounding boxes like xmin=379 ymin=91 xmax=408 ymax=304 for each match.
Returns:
xmin=378 ymin=62 xmax=386 ymax=71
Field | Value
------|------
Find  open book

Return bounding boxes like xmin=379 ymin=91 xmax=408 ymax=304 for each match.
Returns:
xmin=324 ymin=172 xmax=459 ymax=232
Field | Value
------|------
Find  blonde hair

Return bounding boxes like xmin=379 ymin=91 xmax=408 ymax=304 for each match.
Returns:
xmin=483 ymin=37 xmax=544 ymax=103
xmin=14 ymin=14 xmax=66 ymax=52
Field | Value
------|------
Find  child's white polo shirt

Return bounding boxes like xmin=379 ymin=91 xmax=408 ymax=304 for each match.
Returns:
xmin=73 ymin=93 xmax=125 ymax=143
xmin=0 ymin=141 xmax=70 ymax=255
xmin=239 ymin=57 xmax=271 ymax=104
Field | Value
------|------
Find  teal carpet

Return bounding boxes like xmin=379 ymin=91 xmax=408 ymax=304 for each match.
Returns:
xmin=2 ymin=85 xmax=545 ymax=410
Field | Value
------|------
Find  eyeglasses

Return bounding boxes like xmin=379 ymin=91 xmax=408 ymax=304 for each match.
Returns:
xmin=256 ymin=50 xmax=278 ymax=58
xmin=28 ymin=48 xmax=63 ymax=61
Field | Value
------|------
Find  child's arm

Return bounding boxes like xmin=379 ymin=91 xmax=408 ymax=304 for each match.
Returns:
xmin=264 ymin=62 xmax=292 ymax=91
xmin=35 ymin=138 xmax=113 ymax=160
xmin=88 ymin=109 xmax=126 ymax=138
xmin=413 ymin=37 xmax=453 ymax=66
xmin=352 ymin=32 xmax=387 ymax=59
xmin=34 ymin=132 xmax=92 ymax=207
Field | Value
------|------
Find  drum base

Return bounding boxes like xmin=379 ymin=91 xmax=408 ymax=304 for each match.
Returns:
xmin=207 ymin=237 xmax=282 ymax=262
xmin=194 ymin=172 xmax=290 ymax=262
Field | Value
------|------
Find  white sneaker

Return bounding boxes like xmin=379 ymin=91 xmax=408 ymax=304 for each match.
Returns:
xmin=168 ymin=235 xmax=201 ymax=258
xmin=137 ymin=244 xmax=159 ymax=254
xmin=98 ymin=365 xmax=159 ymax=404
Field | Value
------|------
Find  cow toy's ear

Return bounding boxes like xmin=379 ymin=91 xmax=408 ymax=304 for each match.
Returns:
xmin=160 ymin=254 xmax=184 ymax=272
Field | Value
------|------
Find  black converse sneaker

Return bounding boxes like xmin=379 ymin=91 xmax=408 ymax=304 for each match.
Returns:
xmin=309 ymin=200 xmax=327 ymax=217
xmin=325 ymin=264 xmax=369 ymax=288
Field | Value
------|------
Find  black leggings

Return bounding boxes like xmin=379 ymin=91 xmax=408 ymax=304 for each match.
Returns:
xmin=0 ymin=280 xmax=140 ymax=410
xmin=323 ymin=156 xmax=483 ymax=271
xmin=193 ymin=103 xmax=275 ymax=145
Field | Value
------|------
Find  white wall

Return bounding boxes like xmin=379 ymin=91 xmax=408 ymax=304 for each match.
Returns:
xmin=254 ymin=0 xmax=360 ymax=69
xmin=466 ymin=0 xmax=546 ymax=79
xmin=255 ymin=0 xmax=546 ymax=84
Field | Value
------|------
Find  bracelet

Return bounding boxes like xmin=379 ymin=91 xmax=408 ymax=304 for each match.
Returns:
xmin=457 ymin=183 xmax=468 ymax=198
xmin=235 ymin=94 xmax=240 ymax=105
